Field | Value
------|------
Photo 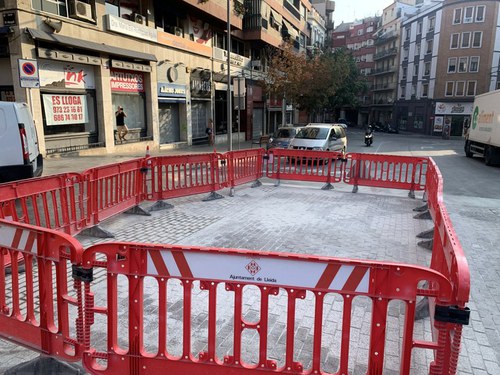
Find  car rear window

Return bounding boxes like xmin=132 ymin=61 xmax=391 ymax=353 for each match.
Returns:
xmin=296 ymin=127 xmax=329 ymax=140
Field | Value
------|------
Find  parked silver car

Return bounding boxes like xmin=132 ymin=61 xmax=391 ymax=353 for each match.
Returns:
xmin=268 ymin=126 xmax=303 ymax=149
xmin=288 ymin=123 xmax=347 ymax=152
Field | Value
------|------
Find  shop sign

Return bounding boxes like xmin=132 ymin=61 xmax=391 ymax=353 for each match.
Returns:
xmin=433 ymin=116 xmax=443 ymax=132
xmin=213 ymin=47 xmax=251 ymax=69
xmin=158 ymin=83 xmax=187 ymax=98
xmin=39 ymin=60 xmax=95 ymax=89
xmin=3 ymin=12 xmax=16 ymax=26
xmin=110 ymin=69 xmax=145 ymax=92
xmin=105 ymin=14 xmax=157 ymax=43
xmin=42 ymin=94 xmax=88 ymax=125
xmin=190 ymin=70 xmax=211 ymax=98
xmin=435 ymin=102 xmax=473 ymax=115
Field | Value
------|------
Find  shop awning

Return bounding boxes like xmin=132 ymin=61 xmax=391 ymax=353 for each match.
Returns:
xmin=282 ymin=19 xmax=299 ymax=41
xmin=27 ymin=28 xmax=157 ymax=62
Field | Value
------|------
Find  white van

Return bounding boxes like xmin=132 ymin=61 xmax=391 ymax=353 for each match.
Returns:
xmin=288 ymin=123 xmax=347 ymax=152
xmin=0 ymin=101 xmax=43 ymax=183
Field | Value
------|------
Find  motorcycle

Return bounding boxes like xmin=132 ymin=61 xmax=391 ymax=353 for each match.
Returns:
xmin=364 ymin=131 xmax=373 ymax=146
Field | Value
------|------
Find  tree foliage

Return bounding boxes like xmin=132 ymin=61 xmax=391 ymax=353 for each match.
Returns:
xmin=264 ymin=44 xmax=367 ymax=116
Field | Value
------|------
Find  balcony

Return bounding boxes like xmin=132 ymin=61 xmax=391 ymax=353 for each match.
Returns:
xmin=371 ymin=98 xmax=395 ymax=106
xmin=374 ymin=30 xmax=397 ymax=45
xmin=370 ymin=67 xmax=397 ymax=76
xmin=371 ymin=83 xmax=396 ymax=91
xmin=374 ymin=47 xmax=398 ymax=60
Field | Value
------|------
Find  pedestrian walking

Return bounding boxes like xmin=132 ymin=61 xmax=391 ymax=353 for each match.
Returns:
xmin=115 ymin=106 xmax=129 ymax=142
xmin=206 ymin=118 xmax=214 ymax=146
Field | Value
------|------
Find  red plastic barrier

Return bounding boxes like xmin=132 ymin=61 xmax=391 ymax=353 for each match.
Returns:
xmin=424 ymin=158 xmax=443 ymax=221
xmin=146 ymin=153 xmax=226 ymax=201
xmin=266 ymin=149 xmax=344 ymax=185
xmin=344 ymin=153 xmax=427 ymax=194
xmin=0 ymin=173 xmax=86 ymax=235
xmin=0 ymin=219 xmax=84 ymax=361
xmin=226 ymin=149 xmax=265 ymax=188
xmin=81 ymin=158 xmax=146 ymax=225
xmin=79 ymin=242 xmax=453 ymax=375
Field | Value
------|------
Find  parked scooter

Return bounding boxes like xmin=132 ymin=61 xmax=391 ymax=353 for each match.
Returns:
xmin=365 ymin=126 xmax=374 ymax=147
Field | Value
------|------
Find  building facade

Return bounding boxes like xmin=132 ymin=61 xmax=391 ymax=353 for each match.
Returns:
xmin=0 ymin=0 xmax=324 ymax=156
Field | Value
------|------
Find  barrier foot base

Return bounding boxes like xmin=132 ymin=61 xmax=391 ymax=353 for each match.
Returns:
xmin=251 ymin=179 xmax=262 ymax=188
xmin=352 ymin=185 xmax=358 ymax=193
xmin=125 ymin=205 xmax=152 ymax=216
xmin=417 ymin=229 xmax=434 ymax=239
xmin=80 ymin=225 xmax=114 ymax=238
xmin=149 ymin=201 xmax=174 ymax=212
xmin=415 ymin=297 xmax=430 ymax=320
xmin=5 ymin=355 xmax=85 ymax=374
xmin=274 ymin=180 xmax=280 ymax=187
xmin=413 ymin=210 xmax=432 ymax=220
xmin=418 ymin=239 xmax=433 ymax=250
xmin=321 ymin=183 xmax=334 ymax=190
xmin=408 ymin=189 xmax=416 ymax=199
xmin=413 ymin=203 xmax=428 ymax=212
xmin=203 ymin=191 xmax=224 ymax=201
xmin=229 ymin=187 xmax=235 ymax=197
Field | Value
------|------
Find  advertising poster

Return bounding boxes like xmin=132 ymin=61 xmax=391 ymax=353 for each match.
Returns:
xmin=39 ymin=61 xmax=95 ymax=89
xmin=433 ymin=116 xmax=443 ymax=132
xmin=42 ymin=94 xmax=88 ymax=125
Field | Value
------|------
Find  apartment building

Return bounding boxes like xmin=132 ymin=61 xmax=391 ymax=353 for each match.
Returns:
xmin=0 ymin=0 xmax=322 ymax=155
xmin=395 ymin=0 xmax=500 ymax=136
xmin=371 ymin=0 xmax=417 ymax=127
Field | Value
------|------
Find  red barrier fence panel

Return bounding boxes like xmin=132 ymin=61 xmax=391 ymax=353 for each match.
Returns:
xmin=0 ymin=219 xmax=84 ymax=361
xmin=81 ymin=158 xmax=145 ymax=226
xmin=425 ymin=158 xmax=443 ymax=222
xmin=266 ymin=149 xmax=344 ymax=185
xmin=80 ymin=242 xmax=455 ymax=375
xmin=344 ymin=153 xmax=428 ymax=193
xmin=0 ymin=173 xmax=87 ymax=235
xmin=226 ymin=149 xmax=264 ymax=188
xmin=146 ymin=153 xmax=225 ymax=201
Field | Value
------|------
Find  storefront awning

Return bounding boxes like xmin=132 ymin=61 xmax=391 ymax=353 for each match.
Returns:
xmin=282 ymin=19 xmax=299 ymax=41
xmin=27 ymin=28 xmax=157 ymax=62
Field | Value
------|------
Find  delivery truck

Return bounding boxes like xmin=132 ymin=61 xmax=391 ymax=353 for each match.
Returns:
xmin=464 ymin=90 xmax=500 ymax=166
xmin=0 ymin=101 xmax=43 ymax=182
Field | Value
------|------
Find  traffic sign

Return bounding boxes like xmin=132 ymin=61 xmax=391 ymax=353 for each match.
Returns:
xmin=18 ymin=59 xmax=40 ymax=88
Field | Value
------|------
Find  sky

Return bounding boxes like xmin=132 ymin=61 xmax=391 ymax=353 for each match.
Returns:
xmin=331 ymin=0 xmax=395 ymax=25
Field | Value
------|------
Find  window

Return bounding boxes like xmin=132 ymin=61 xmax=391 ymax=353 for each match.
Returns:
xmin=405 ymin=27 xmax=410 ymax=40
xmin=472 ymin=31 xmax=482 ymax=48
xmin=32 ymin=0 xmax=95 ymax=22
xmin=466 ymin=81 xmax=477 ymax=96
xmin=461 ymin=32 xmax=471 ymax=48
xmin=401 ymin=86 xmax=406 ymax=98
xmin=453 ymin=8 xmax=462 ymax=24
xmin=445 ymin=82 xmax=454 ymax=96
xmin=414 ymin=64 xmax=419 ymax=76
xmin=448 ymin=57 xmax=457 ymax=73
xmin=422 ymin=83 xmax=428 ymax=97
xmin=476 ymin=5 xmax=485 ymax=22
xmin=426 ymin=40 xmax=433 ymax=54
xmin=496 ymin=81 xmax=500 ymax=90
xmin=458 ymin=57 xmax=468 ymax=73
xmin=450 ymin=33 xmax=460 ymax=49
xmin=106 ymin=0 xmax=140 ymax=20
xmin=428 ymin=17 xmax=435 ymax=31
xmin=470 ymin=56 xmax=479 ymax=72
xmin=455 ymin=81 xmax=465 ymax=96
xmin=417 ymin=21 xmax=422 ymax=34
xmin=402 ymin=67 xmax=407 ymax=79
xmin=424 ymin=62 xmax=431 ymax=76
xmin=403 ymin=48 xmax=409 ymax=60
xmin=411 ymin=84 xmax=417 ymax=97
xmin=415 ymin=43 xmax=421 ymax=56
xmin=357 ymin=29 xmax=364 ymax=36
xmin=464 ymin=6 xmax=474 ymax=23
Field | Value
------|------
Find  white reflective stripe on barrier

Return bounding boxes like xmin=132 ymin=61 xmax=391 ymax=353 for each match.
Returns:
xmin=0 ymin=223 xmax=37 ymax=253
xmin=147 ymin=250 xmax=370 ymax=293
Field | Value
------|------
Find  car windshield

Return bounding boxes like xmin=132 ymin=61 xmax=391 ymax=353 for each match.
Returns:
xmin=275 ymin=128 xmax=294 ymax=138
xmin=295 ymin=127 xmax=329 ymax=140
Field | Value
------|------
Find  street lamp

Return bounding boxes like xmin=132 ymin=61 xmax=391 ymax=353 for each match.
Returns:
xmin=227 ymin=0 xmax=232 ymax=151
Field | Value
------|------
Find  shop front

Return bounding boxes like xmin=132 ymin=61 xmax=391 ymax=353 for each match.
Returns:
xmin=157 ymin=63 xmax=187 ymax=144
xmin=190 ymin=69 xmax=211 ymax=144
xmin=433 ymin=101 xmax=473 ymax=137
xmin=39 ymin=60 xmax=98 ymax=154
xmin=110 ymin=68 xmax=148 ymax=142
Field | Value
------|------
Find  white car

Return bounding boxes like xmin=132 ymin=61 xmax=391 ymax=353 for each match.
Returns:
xmin=288 ymin=123 xmax=347 ymax=153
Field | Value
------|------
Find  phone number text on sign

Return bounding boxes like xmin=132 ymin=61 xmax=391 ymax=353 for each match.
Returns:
xmin=42 ymin=94 xmax=89 ymax=125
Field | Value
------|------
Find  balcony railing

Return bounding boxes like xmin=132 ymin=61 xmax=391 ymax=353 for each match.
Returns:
xmin=374 ymin=30 xmax=397 ymax=45
xmin=374 ymin=47 xmax=398 ymax=60
xmin=370 ymin=67 xmax=397 ymax=76
xmin=371 ymin=83 xmax=396 ymax=91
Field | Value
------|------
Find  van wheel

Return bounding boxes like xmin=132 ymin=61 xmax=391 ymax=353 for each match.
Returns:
xmin=484 ymin=146 xmax=494 ymax=166
xmin=464 ymin=141 xmax=473 ymax=158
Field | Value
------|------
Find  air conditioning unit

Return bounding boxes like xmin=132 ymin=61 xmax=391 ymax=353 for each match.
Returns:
xmin=464 ymin=16 xmax=472 ymax=23
xmin=174 ymin=27 xmax=184 ymax=37
xmin=134 ymin=14 xmax=144 ymax=24
xmin=68 ymin=0 xmax=94 ymax=23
